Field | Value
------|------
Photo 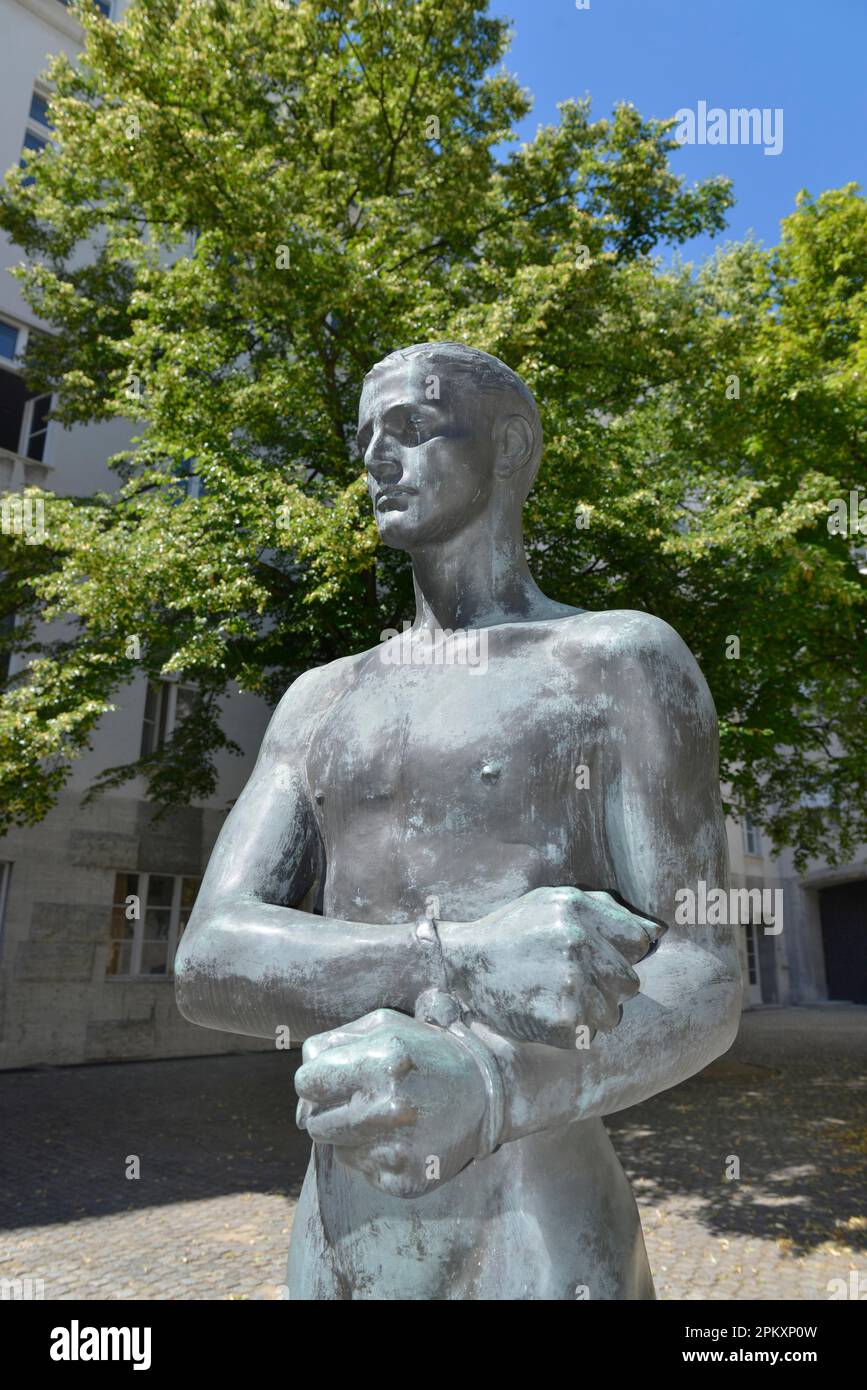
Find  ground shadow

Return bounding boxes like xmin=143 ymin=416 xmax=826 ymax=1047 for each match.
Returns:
xmin=607 ymin=1007 xmax=867 ymax=1257
xmin=0 ymin=1051 xmax=309 ymax=1230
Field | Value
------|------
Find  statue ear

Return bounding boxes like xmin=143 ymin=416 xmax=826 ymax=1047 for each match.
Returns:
xmin=494 ymin=413 xmax=535 ymax=480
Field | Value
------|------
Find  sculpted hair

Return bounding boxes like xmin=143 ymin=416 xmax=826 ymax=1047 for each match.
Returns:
xmin=365 ymin=341 xmax=543 ymax=496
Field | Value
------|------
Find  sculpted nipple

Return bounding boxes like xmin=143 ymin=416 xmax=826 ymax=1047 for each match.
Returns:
xmin=480 ymin=762 xmax=502 ymax=784
xmin=314 ymin=788 xmax=325 ymax=805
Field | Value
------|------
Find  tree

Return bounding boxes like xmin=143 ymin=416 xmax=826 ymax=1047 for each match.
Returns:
xmin=0 ymin=0 xmax=864 ymax=868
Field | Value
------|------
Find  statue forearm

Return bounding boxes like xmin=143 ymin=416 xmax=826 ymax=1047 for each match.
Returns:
xmin=174 ymin=894 xmax=555 ymax=1045
xmin=175 ymin=901 xmax=444 ymax=1043
xmin=479 ymin=942 xmax=742 ymax=1146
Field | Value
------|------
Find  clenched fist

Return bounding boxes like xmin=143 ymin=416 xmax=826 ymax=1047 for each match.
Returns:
xmin=295 ymin=1009 xmax=489 ymax=1198
xmin=444 ymin=886 xmax=666 ymax=1049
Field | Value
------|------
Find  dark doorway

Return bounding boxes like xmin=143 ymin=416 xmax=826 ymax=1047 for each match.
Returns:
xmin=819 ymin=879 xmax=867 ymax=1004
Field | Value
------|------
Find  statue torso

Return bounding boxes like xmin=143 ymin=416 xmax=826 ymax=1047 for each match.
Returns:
xmin=288 ymin=611 xmax=656 ymax=1299
xmin=305 ymin=613 xmax=623 ymax=925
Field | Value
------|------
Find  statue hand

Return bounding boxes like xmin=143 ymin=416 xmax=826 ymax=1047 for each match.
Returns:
xmin=295 ymin=1009 xmax=488 ymax=1198
xmin=446 ymin=886 xmax=666 ymax=1049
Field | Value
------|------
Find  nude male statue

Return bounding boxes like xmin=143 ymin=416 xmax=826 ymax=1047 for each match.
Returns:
xmin=175 ymin=342 xmax=742 ymax=1301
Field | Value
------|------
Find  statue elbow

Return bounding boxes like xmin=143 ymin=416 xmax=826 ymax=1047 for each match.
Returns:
xmin=173 ymin=938 xmax=202 ymax=1026
xmin=173 ymin=918 xmax=219 ymax=1028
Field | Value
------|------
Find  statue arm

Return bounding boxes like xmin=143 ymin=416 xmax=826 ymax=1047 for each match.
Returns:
xmin=479 ymin=616 xmax=743 ymax=1145
xmin=479 ymin=936 xmax=741 ymax=1145
xmin=174 ymin=667 xmax=441 ymax=1044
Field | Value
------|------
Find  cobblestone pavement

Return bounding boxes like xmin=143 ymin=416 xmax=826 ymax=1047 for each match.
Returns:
xmin=606 ymin=1006 xmax=867 ymax=1301
xmin=1 ymin=1006 xmax=865 ymax=1300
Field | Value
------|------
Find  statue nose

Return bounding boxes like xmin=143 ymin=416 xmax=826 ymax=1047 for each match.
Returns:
xmin=367 ymin=451 xmax=403 ymax=484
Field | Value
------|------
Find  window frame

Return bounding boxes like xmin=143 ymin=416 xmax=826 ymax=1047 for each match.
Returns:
xmin=20 ymin=391 xmax=53 ymax=463
xmin=0 ymin=320 xmax=20 ymax=363
xmin=21 ymin=86 xmax=53 ymax=188
xmin=107 ymin=871 xmax=200 ymax=980
xmin=58 ymin=0 xmax=114 ymax=19
xmin=0 ymin=318 xmax=54 ymax=464
xmin=140 ymin=678 xmax=196 ymax=758
xmin=742 ymin=815 xmax=762 ymax=858
xmin=743 ymin=920 xmax=759 ymax=986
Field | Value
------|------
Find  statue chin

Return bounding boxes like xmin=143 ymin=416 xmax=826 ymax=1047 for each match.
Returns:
xmin=375 ymin=502 xmax=481 ymax=553
xmin=374 ymin=510 xmax=428 ymax=551
xmin=375 ymin=522 xmax=416 ymax=552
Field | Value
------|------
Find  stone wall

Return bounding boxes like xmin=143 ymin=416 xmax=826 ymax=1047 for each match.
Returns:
xmin=0 ymin=790 xmax=271 ymax=1069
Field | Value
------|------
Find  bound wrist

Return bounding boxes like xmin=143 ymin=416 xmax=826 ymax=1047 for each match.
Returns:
xmin=429 ymin=917 xmax=475 ymax=1003
xmin=414 ymin=909 xmax=474 ymax=1002
xmin=414 ymin=987 xmax=506 ymax=1160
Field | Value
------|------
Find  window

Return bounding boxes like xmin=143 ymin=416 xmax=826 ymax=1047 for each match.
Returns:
xmin=28 ymin=91 xmax=53 ymax=130
xmin=182 ymin=472 xmax=205 ymax=500
xmin=0 ymin=319 xmax=53 ymax=464
xmin=0 ymin=368 xmax=54 ymax=463
xmin=107 ymin=872 xmax=200 ymax=978
xmin=22 ymin=394 xmax=52 ymax=462
xmin=0 ymin=322 xmax=18 ymax=362
xmin=743 ymin=922 xmax=758 ymax=987
xmin=140 ymin=680 xmax=196 ymax=757
xmin=802 ymin=789 xmax=832 ymax=809
xmin=58 ymin=0 xmax=113 ymax=16
xmin=743 ymin=815 xmax=762 ymax=857
xmin=172 ymin=457 xmax=204 ymax=500
xmin=20 ymin=89 xmax=53 ymax=187
xmin=0 ymin=368 xmax=28 ymax=453
xmin=21 ymin=130 xmax=48 ymax=186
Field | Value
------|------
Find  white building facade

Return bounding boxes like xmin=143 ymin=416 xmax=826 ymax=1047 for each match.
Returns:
xmin=0 ymin=0 xmax=274 ymax=1068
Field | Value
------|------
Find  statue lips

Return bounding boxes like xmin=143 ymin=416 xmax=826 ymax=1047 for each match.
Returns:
xmin=376 ymin=486 xmax=418 ymax=511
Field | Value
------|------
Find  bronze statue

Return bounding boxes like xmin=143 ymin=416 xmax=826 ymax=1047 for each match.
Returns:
xmin=176 ymin=343 xmax=741 ymax=1300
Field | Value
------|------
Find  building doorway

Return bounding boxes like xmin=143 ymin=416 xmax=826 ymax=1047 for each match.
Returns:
xmin=819 ymin=879 xmax=867 ymax=1004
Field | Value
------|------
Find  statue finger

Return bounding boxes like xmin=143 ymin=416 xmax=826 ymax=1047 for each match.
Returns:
xmin=581 ymin=893 xmax=666 ymax=964
xmin=302 ymin=1008 xmax=404 ymax=1063
xmin=306 ymin=1097 xmax=417 ymax=1147
xmin=295 ymin=1045 xmax=370 ymax=1106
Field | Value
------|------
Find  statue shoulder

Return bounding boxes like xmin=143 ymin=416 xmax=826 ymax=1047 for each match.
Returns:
xmin=567 ymin=606 xmax=697 ymax=663
xmin=558 ymin=608 xmax=717 ymax=727
xmin=264 ymin=651 xmax=363 ymax=752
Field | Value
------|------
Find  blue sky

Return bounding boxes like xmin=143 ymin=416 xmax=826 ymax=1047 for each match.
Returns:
xmin=488 ymin=0 xmax=867 ymax=264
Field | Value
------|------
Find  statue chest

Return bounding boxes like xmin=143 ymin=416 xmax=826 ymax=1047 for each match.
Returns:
xmin=304 ymin=649 xmax=611 ymax=832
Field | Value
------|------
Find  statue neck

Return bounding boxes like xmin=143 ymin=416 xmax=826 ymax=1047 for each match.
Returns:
xmin=408 ymin=521 xmax=550 ymax=632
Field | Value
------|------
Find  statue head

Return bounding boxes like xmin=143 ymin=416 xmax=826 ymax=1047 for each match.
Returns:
xmin=358 ymin=342 xmax=542 ymax=551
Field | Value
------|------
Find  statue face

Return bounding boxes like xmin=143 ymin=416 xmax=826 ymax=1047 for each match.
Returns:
xmin=358 ymin=359 xmax=497 ymax=550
